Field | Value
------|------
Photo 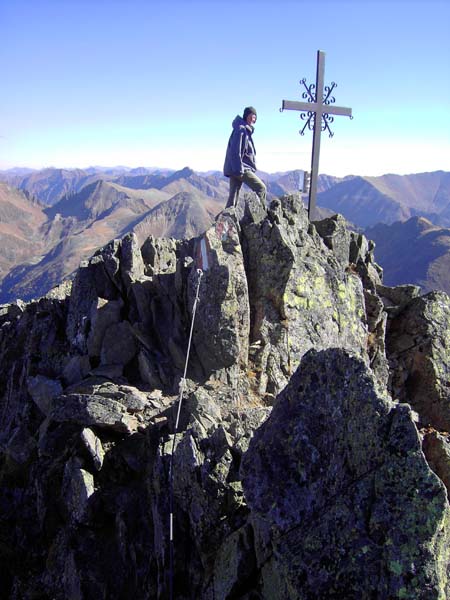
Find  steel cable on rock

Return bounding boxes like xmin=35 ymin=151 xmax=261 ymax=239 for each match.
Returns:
xmin=168 ymin=268 xmax=203 ymax=600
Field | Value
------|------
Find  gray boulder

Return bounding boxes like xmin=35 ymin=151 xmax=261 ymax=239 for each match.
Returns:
xmin=27 ymin=374 xmax=63 ymax=416
xmin=50 ymin=393 xmax=139 ymax=433
xmin=80 ymin=427 xmax=105 ymax=471
xmin=191 ymin=212 xmax=250 ymax=375
xmin=241 ymin=348 xmax=450 ymax=599
xmin=61 ymin=457 xmax=95 ymax=524
xmin=241 ymin=195 xmax=369 ymax=396
xmin=387 ymin=290 xmax=450 ymax=429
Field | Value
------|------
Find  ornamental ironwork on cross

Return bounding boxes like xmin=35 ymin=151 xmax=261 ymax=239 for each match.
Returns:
xmin=281 ymin=50 xmax=353 ymax=220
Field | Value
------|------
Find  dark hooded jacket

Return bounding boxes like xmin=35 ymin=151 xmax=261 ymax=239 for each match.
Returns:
xmin=223 ymin=116 xmax=257 ymax=178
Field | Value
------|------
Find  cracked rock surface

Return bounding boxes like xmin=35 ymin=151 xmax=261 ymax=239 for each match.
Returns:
xmin=1 ymin=194 xmax=450 ymax=598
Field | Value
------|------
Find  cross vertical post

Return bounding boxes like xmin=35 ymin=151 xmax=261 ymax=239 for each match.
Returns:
xmin=281 ymin=50 xmax=353 ymax=220
xmin=309 ymin=50 xmax=325 ymax=221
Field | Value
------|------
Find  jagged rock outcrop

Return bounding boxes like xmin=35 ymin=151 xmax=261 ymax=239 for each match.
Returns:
xmin=1 ymin=193 xmax=450 ymax=599
xmin=240 ymin=199 xmax=370 ymax=398
xmin=241 ymin=348 xmax=450 ymax=599
xmin=385 ymin=290 xmax=450 ymax=430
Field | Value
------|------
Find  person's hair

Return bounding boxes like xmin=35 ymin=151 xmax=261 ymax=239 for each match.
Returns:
xmin=243 ymin=106 xmax=257 ymax=121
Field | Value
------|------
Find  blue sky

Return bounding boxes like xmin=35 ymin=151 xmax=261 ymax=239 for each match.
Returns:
xmin=1 ymin=0 xmax=449 ymax=176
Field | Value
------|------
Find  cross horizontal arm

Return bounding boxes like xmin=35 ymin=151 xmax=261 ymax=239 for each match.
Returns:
xmin=325 ymin=105 xmax=352 ymax=117
xmin=282 ymin=100 xmax=316 ymax=112
xmin=282 ymin=99 xmax=352 ymax=118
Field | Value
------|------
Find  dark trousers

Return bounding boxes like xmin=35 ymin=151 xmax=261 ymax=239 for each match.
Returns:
xmin=226 ymin=170 xmax=267 ymax=209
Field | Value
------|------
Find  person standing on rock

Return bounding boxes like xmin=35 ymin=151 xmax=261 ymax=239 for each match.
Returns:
xmin=223 ymin=106 xmax=267 ymax=210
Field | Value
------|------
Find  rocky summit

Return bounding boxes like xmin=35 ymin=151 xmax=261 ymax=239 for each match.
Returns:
xmin=1 ymin=193 xmax=450 ymax=599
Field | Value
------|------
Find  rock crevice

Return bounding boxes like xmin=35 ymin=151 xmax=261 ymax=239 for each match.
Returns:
xmin=1 ymin=194 xmax=450 ymax=598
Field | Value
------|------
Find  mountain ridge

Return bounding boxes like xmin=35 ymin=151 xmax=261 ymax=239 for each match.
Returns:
xmin=1 ymin=196 xmax=450 ymax=597
xmin=1 ymin=167 xmax=450 ymax=303
xmin=3 ymin=167 xmax=449 ymax=221
xmin=367 ymin=216 xmax=450 ymax=294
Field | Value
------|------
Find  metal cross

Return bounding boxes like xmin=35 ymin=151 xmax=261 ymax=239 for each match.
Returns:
xmin=281 ymin=50 xmax=352 ymax=220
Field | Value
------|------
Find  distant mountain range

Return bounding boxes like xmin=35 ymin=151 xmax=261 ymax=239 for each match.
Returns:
xmin=0 ymin=166 xmax=450 ymax=303
xmin=367 ymin=217 xmax=450 ymax=295
xmin=0 ymin=184 xmax=47 ymax=281
xmin=317 ymin=171 xmax=450 ymax=228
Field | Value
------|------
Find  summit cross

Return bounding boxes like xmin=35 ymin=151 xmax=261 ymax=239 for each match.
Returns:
xmin=281 ymin=50 xmax=352 ymax=220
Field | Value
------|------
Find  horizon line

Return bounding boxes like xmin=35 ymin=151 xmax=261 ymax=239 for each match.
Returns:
xmin=0 ymin=165 xmax=449 ymax=179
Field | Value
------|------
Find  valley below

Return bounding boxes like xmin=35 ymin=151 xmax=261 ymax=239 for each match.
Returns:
xmin=1 ymin=166 xmax=450 ymax=303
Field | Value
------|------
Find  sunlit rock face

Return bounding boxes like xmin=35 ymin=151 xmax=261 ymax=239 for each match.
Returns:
xmin=1 ymin=193 xmax=450 ymax=599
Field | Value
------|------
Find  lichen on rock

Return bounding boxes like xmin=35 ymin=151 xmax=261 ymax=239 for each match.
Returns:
xmin=241 ymin=348 xmax=450 ymax=599
xmin=1 ymin=194 xmax=450 ymax=598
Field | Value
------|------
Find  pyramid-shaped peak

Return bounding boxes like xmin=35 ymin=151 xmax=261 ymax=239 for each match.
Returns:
xmin=172 ymin=166 xmax=195 ymax=179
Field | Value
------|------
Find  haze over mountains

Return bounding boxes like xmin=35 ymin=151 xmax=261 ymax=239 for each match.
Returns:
xmin=1 ymin=166 xmax=450 ymax=303
xmin=367 ymin=217 xmax=450 ymax=294
xmin=318 ymin=171 xmax=450 ymax=228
